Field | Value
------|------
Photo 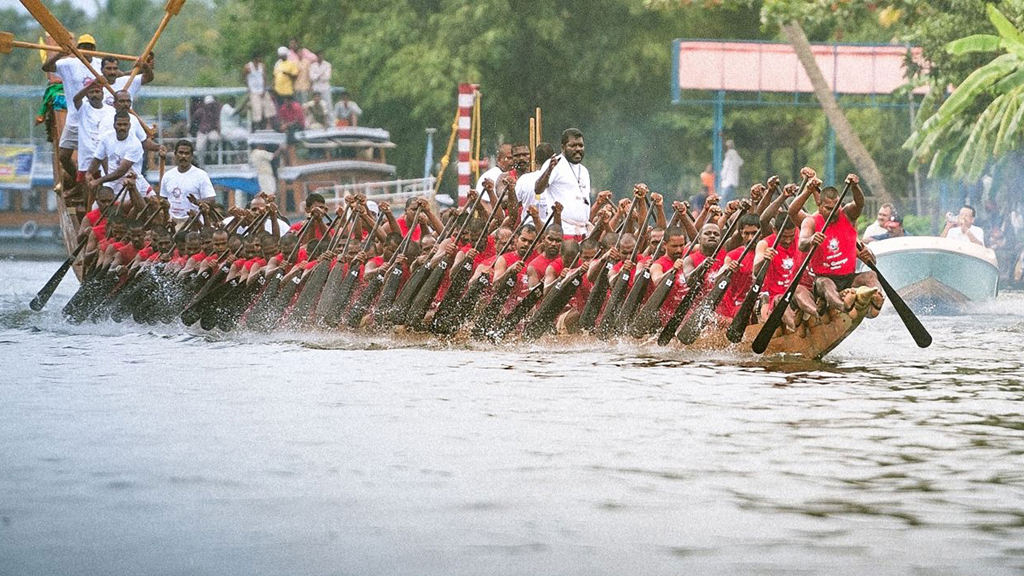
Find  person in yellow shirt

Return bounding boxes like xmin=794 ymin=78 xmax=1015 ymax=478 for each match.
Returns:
xmin=273 ymin=47 xmax=298 ymax=97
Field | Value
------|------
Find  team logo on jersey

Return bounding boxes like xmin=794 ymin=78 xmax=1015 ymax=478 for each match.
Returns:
xmin=827 ymin=237 xmax=840 ymax=253
xmin=781 ymin=257 xmax=794 ymax=270
xmin=172 ymin=187 xmax=182 ymax=199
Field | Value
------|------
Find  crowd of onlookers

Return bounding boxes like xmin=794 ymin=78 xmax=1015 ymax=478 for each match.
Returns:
xmin=171 ymin=39 xmax=362 ymax=164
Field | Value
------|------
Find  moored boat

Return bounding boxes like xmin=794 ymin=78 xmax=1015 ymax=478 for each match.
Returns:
xmin=863 ymin=236 xmax=998 ymax=314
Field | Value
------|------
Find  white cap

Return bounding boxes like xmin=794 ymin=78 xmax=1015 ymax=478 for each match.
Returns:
xmin=277 ymin=46 xmax=289 ymax=57
xmin=366 ymin=200 xmax=379 ymax=215
xmin=204 ymin=95 xmax=215 ymax=104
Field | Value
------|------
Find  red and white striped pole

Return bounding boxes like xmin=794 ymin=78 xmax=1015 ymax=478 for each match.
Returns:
xmin=456 ymin=83 xmax=477 ymax=206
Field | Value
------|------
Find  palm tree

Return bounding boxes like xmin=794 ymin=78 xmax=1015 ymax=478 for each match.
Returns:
xmin=904 ymin=4 xmax=1024 ymax=181
xmin=781 ymin=21 xmax=893 ymax=204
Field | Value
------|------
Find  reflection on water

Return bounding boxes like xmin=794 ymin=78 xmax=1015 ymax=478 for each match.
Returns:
xmin=2 ymin=261 xmax=1024 ymax=575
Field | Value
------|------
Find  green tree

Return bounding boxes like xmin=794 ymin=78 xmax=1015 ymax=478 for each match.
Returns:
xmin=903 ymin=4 xmax=1024 ymax=181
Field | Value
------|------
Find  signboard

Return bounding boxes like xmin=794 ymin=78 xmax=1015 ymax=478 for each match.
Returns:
xmin=0 ymin=145 xmax=35 ymax=190
xmin=674 ymin=40 xmax=928 ymax=99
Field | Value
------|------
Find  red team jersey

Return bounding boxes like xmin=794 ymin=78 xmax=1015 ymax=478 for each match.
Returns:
xmin=761 ymin=234 xmax=803 ymax=298
xmin=809 ymin=211 xmax=857 ymax=277
xmin=717 ymin=245 xmax=755 ymax=317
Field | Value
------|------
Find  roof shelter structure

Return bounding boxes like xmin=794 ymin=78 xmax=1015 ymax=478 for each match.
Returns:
xmin=672 ymin=39 xmax=926 ymax=189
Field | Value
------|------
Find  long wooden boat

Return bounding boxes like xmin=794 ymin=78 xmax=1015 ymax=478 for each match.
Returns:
xmin=373 ymin=286 xmax=878 ymax=359
xmin=864 ymin=236 xmax=998 ymax=314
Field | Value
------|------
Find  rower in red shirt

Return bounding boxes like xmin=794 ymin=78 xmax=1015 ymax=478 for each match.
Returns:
xmin=647 ymin=226 xmax=692 ymax=322
xmin=289 ymin=193 xmax=329 ymax=242
xmin=796 ymin=174 xmax=883 ymax=316
xmin=78 ymin=186 xmax=117 ymax=242
xmin=526 ymin=226 xmax=564 ymax=289
xmin=753 ymin=212 xmax=813 ymax=330
xmin=673 ymin=222 xmax=726 ymax=321
xmin=717 ymin=214 xmax=760 ymax=318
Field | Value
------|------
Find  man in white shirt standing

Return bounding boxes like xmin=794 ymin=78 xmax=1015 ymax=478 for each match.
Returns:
xmin=242 ymin=53 xmax=275 ymax=130
xmin=308 ymin=51 xmax=333 ymax=114
xmin=73 ymin=79 xmax=112 ymax=184
xmin=942 ymin=205 xmax=986 ymax=246
xmin=86 ymin=110 xmax=152 ymax=196
xmin=720 ymin=139 xmax=744 ymax=202
xmin=41 ymin=34 xmax=102 ymax=191
xmin=98 ymin=55 xmax=151 ymax=108
xmin=476 ymin=143 xmax=512 ymax=193
xmin=159 ymin=139 xmax=217 ymax=228
xmin=514 ymin=142 xmax=555 ymax=223
xmin=534 ymin=128 xmax=591 ymax=239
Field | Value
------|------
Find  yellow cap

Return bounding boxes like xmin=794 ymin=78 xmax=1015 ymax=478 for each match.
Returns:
xmin=77 ymin=34 xmax=96 ymax=46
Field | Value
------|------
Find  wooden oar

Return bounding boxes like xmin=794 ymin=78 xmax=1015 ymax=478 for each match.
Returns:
xmin=180 ymin=212 xmax=268 ymax=326
xmin=358 ymin=206 xmax=423 ymax=327
xmin=437 ymin=219 xmax=529 ymax=336
xmin=0 ymin=32 xmax=138 ymax=60
xmin=381 ymin=210 xmax=461 ymax=327
xmin=404 ymin=194 xmax=484 ymax=327
xmin=288 ymin=208 xmax=354 ymax=327
xmin=656 ymin=211 xmax=744 ymax=346
xmin=751 ymin=180 xmax=853 ymax=354
xmin=243 ymin=215 xmax=315 ymax=331
xmin=471 ymin=213 xmax=555 ymax=339
xmin=726 ymin=178 xmax=808 ymax=343
xmin=616 ymin=211 xmax=682 ymax=336
xmin=857 ymin=242 xmax=932 ymax=348
xmin=316 ymin=210 xmax=385 ymax=327
xmin=431 ymin=187 xmax=509 ymax=334
xmin=578 ymin=196 xmax=641 ymax=330
xmin=676 ymin=227 xmax=762 ymax=344
xmin=607 ymin=202 xmax=663 ymax=337
xmin=309 ymin=207 xmax=358 ymax=326
xmin=19 ymin=0 xmax=156 ymax=137
xmin=521 ymin=251 xmax=590 ymax=340
xmin=30 ymin=184 xmax=128 ymax=311
xmin=596 ymin=203 xmax=654 ymax=339
xmin=123 ymin=0 xmax=187 ymax=88
xmin=629 ymin=206 xmax=701 ymax=338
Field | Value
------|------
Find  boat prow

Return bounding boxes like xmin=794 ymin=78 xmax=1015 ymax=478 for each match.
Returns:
xmin=864 ymin=236 xmax=998 ymax=314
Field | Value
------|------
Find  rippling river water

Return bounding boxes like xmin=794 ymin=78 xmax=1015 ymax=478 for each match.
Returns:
xmin=2 ymin=259 xmax=1024 ymax=575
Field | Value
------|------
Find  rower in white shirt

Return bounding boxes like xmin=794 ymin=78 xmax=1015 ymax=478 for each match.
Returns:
xmin=85 ymin=110 xmax=152 ymax=196
xmin=534 ymin=128 xmax=591 ymax=239
xmin=476 ymin=143 xmax=512 ymax=193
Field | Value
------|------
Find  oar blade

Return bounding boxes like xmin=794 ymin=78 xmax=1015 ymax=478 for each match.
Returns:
xmin=30 ymin=258 xmax=73 ymax=311
xmin=866 ymin=261 xmax=932 ymax=348
xmin=751 ymin=293 xmax=789 ymax=354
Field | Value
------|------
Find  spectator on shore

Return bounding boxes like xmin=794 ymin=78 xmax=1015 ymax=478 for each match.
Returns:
xmin=862 ymin=202 xmax=895 ymax=244
xmin=273 ymin=47 xmax=298 ymax=100
xmin=302 ymin=92 xmax=331 ymax=130
xmin=700 ymin=163 xmax=715 ymax=196
xmin=720 ymin=139 xmax=743 ymax=202
xmin=276 ymin=95 xmax=305 ymax=142
xmin=242 ymin=53 xmax=275 ymax=130
xmin=308 ymin=51 xmax=333 ymax=111
xmin=288 ymin=39 xmax=317 ymax=103
xmin=249 ymin=144 xmax=283 ymax=197
xmin=219 ymin=96 xmax=249 ymax=143
xmin=194 ymin=95 xmax=222 ymax=163
xmin=333 ymin=89 xmax=362 ymax=127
